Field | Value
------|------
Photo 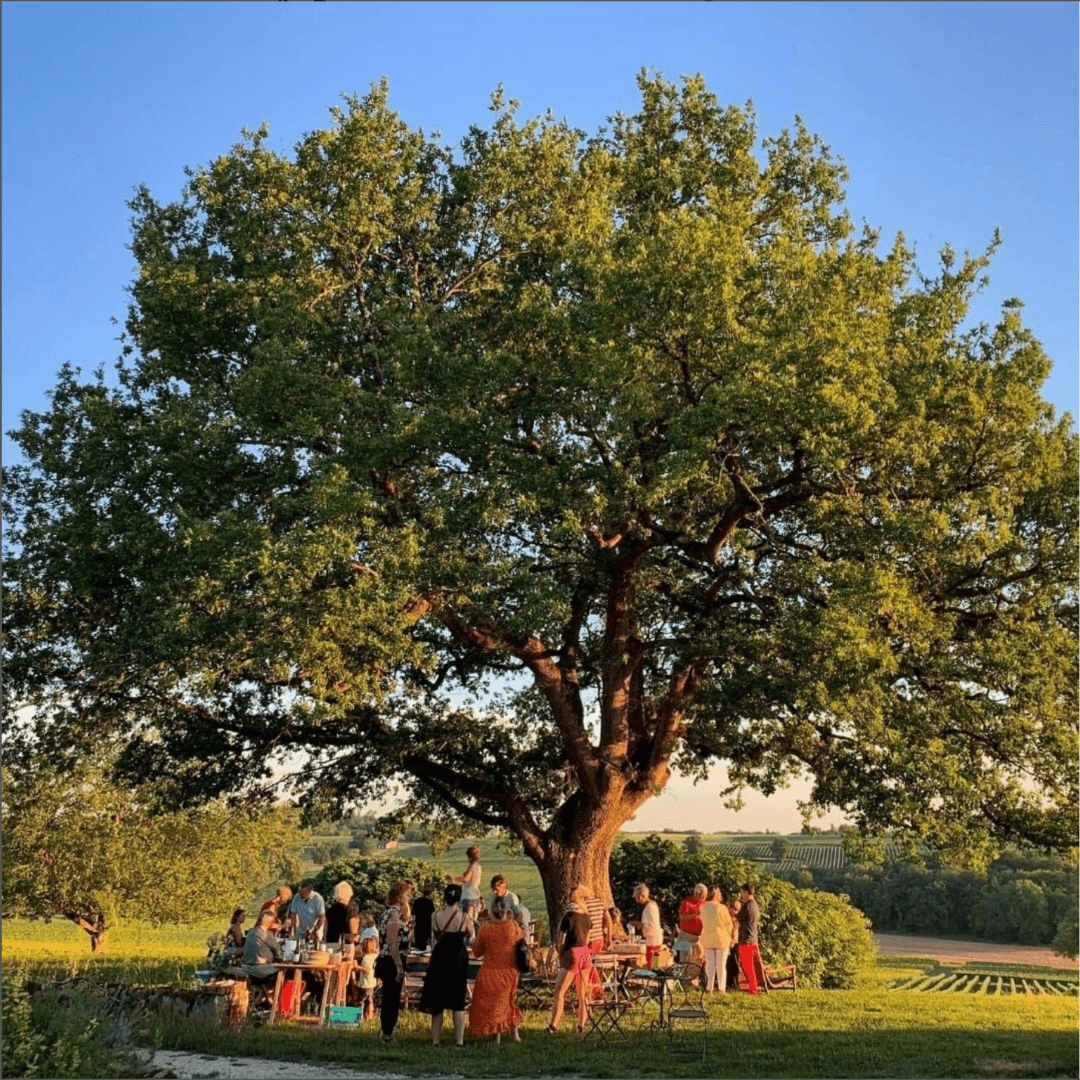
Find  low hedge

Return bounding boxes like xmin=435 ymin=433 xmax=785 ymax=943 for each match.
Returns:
xmin=311 ymin=853 xmax=447 ymax=914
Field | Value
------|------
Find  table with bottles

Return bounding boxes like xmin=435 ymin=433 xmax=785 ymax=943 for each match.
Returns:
xmin=267 ymin=934 xmax=356 ymax=1024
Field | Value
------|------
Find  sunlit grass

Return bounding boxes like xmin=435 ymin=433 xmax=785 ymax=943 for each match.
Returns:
xmin=5 ymin=922 xmax=1077 ymax=1077
xmin=148 ymin=987 xmax=1078 ymax=1078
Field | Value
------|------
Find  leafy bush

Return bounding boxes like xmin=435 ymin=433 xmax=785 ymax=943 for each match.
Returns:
xmin=1051 ymin=908 xmax=1078 ymax=960
xmin=311 ymin=852 xmax=447 ymax=913
xmin=610 ymin=835 xmax=875 ymax=989
xmin=1 ymin=972 xmax=142 ymax=1079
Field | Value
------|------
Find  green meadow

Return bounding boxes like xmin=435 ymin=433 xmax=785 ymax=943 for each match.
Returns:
xmin=6 ymin=841 xmax=1076 ymax=1077
xmin=4 ymin=915 xmax=1077 ymax=1079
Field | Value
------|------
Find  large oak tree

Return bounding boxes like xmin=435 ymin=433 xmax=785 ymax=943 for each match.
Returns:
xmin=4 ymin=75 xmax=1077 ymax=925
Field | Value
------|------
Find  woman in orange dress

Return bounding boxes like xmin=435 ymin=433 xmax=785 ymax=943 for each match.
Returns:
xmin=468 ymin=903 xmax=522 ymax=1044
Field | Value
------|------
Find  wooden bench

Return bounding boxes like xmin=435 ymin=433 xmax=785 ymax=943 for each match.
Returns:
xmin=763 ymin=963 xmax=797 ymax=991
xmin=732 ymin=956 xmax=797 ymax=992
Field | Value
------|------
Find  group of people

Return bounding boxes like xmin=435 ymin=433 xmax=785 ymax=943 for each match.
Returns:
xmin=635 ymin=880 xmax=763 ymax=995
xmin=543 ymin=877 xmax=764 ymax=1036
xmin=220 ymin=850 xmax=766 ymax=1046
xmin=368 ymin=848 xmax=533 ymax=1046
xmin=231 ymin=847 xmax=534 ymax=1046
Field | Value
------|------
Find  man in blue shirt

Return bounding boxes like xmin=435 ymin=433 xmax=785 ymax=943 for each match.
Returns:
xmin=288 ymin=880 xmax=327 ymax=942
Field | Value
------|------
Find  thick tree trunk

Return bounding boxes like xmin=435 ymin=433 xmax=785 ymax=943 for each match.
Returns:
xmin=65 ymin=912 xmax=108 ymax=954
xmin=532 ymin=776 xmax=652 ymax=935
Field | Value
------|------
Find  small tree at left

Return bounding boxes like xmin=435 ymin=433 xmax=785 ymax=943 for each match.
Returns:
xmin=1 ymin=754 xmax=304 ymax=952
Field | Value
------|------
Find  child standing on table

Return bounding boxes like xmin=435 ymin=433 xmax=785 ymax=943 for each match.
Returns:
xmin=358 ymin=935 xmax=379 ymax=1019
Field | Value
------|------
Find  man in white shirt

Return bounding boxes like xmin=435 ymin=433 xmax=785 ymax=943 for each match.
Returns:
xmin=633 ymin=883 xmax=664 ymax=967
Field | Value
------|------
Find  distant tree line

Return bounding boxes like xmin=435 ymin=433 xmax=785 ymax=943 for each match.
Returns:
xmin=776 ymin=848 xmax=1078 ymax=956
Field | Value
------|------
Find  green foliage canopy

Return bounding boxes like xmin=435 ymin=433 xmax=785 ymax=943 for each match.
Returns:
xmin=3 ymin=73 xmax=1076 ymax=918
xmin=792 ymin=846 xmax=1079 ymax=953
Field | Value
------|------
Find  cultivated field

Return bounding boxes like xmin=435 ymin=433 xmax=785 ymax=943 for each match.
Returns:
xmin=889 ymin=967 xmax=1078 ymax=996
xmin=629 ymin=830 xmax=902 ymax=869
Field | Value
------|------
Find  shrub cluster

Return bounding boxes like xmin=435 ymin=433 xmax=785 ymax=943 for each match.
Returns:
xmin=1 ymin=971 xmax=143 ymax=1079
xmin=311 ymin=852 xmax=447 ymax=913
xmin=610 ymin=834 xmax=876 ymax=989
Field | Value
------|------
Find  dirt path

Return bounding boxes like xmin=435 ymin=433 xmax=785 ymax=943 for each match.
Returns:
xmin=874 ymin=932 xmax=1078 ymax=969
xmin=141 ymin=1049 xmax=409 ymax=1079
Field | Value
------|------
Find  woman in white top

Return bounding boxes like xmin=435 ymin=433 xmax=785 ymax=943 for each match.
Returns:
xmin=454 ymin=845 xmax=482 ymax=918
xmin=698 ymin=886 xmax=734 ymax=992
xmin=633 ymin=883 xmax=664 ymax=967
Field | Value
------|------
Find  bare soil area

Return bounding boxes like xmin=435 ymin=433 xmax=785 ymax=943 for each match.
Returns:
xmin=874 ymin=932 xmax=1078 ymax=969
xmin=141 ymin=1050 xmax=410 ymax=1079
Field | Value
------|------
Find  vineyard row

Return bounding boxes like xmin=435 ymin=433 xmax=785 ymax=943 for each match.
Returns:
xmin=889 ymin=973 xmax=1078 ymax=995
xmin=711 ymin=842 xmax=902 ymax=869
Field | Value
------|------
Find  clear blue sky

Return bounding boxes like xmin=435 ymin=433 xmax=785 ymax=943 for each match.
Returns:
xmin=3 ymin=1 xmax=1076 ymax=832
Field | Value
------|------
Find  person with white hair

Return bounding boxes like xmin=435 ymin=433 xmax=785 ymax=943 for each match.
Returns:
xmin=325 ymin=880 xmax=359 ymax=945
xmin=630 ymin=881 xmax=660 ymax=967
xmin=632 ymin=883 xmax=664 ymax=967
xmin=675 ymin=882 xmax=707 ymax=963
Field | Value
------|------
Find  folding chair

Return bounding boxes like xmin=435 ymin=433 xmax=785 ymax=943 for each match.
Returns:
xmin=666 ymin=962 xmax=708 ymax=1061
xmin=515 ymin=944 xmax=548 ymax=1011
xmin=517 ymin=945 xmax=558 ymax=1011
xmin=582 ymin=960 xmax=632 ymax=1044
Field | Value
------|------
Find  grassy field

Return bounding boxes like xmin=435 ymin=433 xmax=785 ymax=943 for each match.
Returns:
xmin=7 ymin=837 xmax=1074 ymax=1078
xmin=4 ymin=920 xmax=1078 ymax=1078
xmin=141 ymin=983 xmax=1079 ymax=1079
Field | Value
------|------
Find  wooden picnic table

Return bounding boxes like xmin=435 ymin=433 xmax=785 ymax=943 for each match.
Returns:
xmin=268 ymin=959 xmax=352 ymax=1024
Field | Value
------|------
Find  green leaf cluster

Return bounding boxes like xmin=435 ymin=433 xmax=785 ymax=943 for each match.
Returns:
xmin=0 ymin=973 xmax=141 ymax=1080
xmin=3 ymin=72 xmax=1076 ymax=892
xmin=310 ymin=851 xmax=446 ymax=914
xmin=0 ymin=753 xmax=303 ymax=947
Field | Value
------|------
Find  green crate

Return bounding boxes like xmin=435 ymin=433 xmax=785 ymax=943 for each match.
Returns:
xmin=327 ymin=1005 xmax=362 ymax=1027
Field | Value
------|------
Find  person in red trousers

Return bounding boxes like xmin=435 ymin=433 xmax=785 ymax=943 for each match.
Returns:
xmin=735 ymin=883 xmax=762 ymax=996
